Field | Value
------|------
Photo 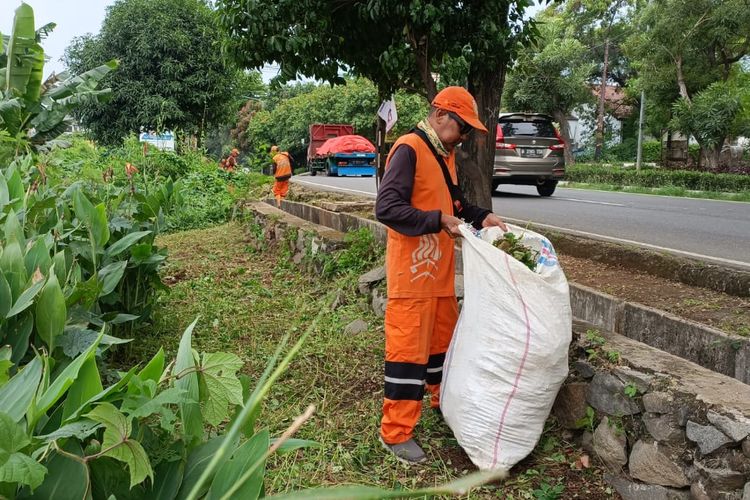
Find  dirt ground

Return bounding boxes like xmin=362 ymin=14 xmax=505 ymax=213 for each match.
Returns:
xmin=558 ymin=254 xmax=749 ymax=337
xmin=286 ymin=184 xmax=750 ymax=338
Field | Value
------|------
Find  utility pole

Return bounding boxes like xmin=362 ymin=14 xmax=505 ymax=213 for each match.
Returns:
xmin=636 ymin=90 xmax=645 ymax=171
xmin=594 ymin=37 xmax=610 ymax=161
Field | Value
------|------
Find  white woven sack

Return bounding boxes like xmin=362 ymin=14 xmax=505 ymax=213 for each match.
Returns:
xmin=440 ymin=223 xmax=572 ymax=472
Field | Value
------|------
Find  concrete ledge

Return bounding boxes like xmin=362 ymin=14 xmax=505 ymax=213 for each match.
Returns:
xmin=571 ymin=283 xmax=750 ymax=384
xmin=261 ymin=199 xmax=750 ymax=384
xmin=541 ymin=229 xmax=750 ymax=298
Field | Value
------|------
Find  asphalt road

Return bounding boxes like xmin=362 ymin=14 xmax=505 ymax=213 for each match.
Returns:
xmin=292 ymin=175 xmax=750 ymax=269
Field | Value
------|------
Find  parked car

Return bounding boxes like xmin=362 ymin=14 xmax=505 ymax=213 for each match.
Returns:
xmin=493 ymin=113 xmax=565 ymax=197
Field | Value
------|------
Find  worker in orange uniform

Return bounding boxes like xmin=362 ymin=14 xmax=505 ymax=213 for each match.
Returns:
xmin=270 ymin=145 xmax=292 ymax=207
xmin=375 ymin=86 xmax=508 ymax=464
xmin=225 ymin=148 xmax=239 ymax=172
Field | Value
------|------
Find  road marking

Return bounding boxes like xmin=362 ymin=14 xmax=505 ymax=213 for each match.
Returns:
xmin=556 ymin=197 xmax=625 ymax=207
xmin=504 ymin=217 xmax=750 ymax=270
xmin=294 ymin=179 xmax=376 ymax=197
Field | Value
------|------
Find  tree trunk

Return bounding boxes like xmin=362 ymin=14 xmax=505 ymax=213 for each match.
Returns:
xmin=458 ymin=67 xmax=505 ymax=210
xmin=553 ymin=109 xmax=574 ymax=166
xmin=594 ymin=38 xmax=610 ymax=161
xmin=675 ymin=55 xmax=691 ymax=102
xmin=702 ymin=145 xmax=721 ymax=170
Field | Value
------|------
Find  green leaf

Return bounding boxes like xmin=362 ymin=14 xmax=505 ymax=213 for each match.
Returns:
xmin=0 ymin=452 xmax=47 ymax=491
xmin=0 ymin=346 xmax=12 ymax=386
xmin=198 ymin=352 xmax=243 ymax=426
xmin=0 ymin=411 xmax=31 ymax=453
xmin=174 ymin=319 xmax=202 ymax=446
xmin=63 ymin=366 xmax=138 ymax=424
xmin=52 ymin=251 xmax=68 ymax=287
xmin=86 ymin=403 xmax=153 ymax=488
xmin=138 ymin=347 xmax=164 ymax=384
xmin=271 ymin=438 xmax=321 ymax=455
xmin=37 ymin=419 xmax=100 ymax=442
xmin=24 ymin=441 xmax=87 ymax=500
xmin=206 ymin=429 xmax=269 ymax=500
xmin=0 ymin=240 xmax=27 ymax=301
xmin=176 ymin=436 xmax=235 ymax=500
xmin=98 ymin=261 xmax=127 ymax=296
xmin=57 ymin=327 xmax=131 ymax=358
xmin=6 ymin=169 xmax=24 ymax=212
xmin=35 ymin=272 xmax=66 ymax=351
xmin=6 ymin=276 xmax=45 ymax=318
xmin=61 ymin=357 xmax=103 ymax=421
xmin=125 ymin=387 xmax=186 ymax=426
xmin=4 ymin=209 xmax=25 ymax=248
xmin=0 ymin=273 xmax=11 ymax=320
xmin=0 ymin=356 xmax=42 ymax=422
xmin=152 ymin=458 xmax=184 ymax=500
xmin=73 ymin=189 xmax=110 ymax=250
xmin=105 ymin=231 xmax=152 ymax=258
xmin=6 ymin=312 xmax=33 ymax=364
xmin=35 ymin=331 xmax=102 ymax=418
xmin=23 ymin=238 xmax=51 ymax=277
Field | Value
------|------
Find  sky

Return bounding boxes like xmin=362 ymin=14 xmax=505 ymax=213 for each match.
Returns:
xmin=2 ymin=0 xmax=543 ymax=82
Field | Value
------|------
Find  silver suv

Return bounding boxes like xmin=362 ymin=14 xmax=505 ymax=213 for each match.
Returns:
xmin=493 ymin=113 xmax=565 ymax=197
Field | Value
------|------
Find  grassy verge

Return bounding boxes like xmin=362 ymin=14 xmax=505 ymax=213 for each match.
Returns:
xmin=561 ymin=181 xmax=750 ymax=202
xmin=135 ymin=221 xmax=615 ymax=499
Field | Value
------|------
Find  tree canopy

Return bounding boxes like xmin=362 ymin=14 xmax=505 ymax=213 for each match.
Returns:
xmin=64 ymin=0 xmax=246 ymax=145
xmin=217 ymin=0 xmax=538 ymax=207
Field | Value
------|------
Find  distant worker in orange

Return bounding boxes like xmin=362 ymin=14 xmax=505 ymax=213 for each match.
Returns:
xmin=222 ymin=148 xmax=239 ymax=172
xmin=270 ymin=145 xmax=292 ymax=207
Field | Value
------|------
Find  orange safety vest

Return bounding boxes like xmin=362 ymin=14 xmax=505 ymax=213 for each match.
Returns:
xmin=384 ymin=133 xmax=457 ymax=298
xmin=273 ymin=152 xmax=292 ymax=180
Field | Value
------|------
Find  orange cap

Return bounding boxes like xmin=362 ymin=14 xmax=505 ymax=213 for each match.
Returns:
xmin=431 ymin=86 xmax=487 ymax=133
xmin=231 ymin=148 xmax=239 ymax=155
xmin=270 ymin=145 xmax=279 ymax=153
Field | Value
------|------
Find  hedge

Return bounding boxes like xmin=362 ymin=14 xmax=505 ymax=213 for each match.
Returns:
xmin=566 ymin=164 xmax=750 ymax=192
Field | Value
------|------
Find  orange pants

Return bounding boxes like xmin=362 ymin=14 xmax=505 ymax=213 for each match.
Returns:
xmin=273 ymin=180 xmax=289 ymax=204
xmin=381 ymin=296 xmax=459 ymax=444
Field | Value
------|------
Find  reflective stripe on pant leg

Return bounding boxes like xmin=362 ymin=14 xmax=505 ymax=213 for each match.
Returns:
xmin=426 ymin=296 xmax=459 ymax=409
xmin=381 ymin=298 xmax=433 ymax=444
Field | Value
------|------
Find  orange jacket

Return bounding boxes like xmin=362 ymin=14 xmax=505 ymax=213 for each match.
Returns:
xmin=272 ymin=152 xmax=292 ymax=180
xmin=382 ymin=134 xmax=457 ymax=298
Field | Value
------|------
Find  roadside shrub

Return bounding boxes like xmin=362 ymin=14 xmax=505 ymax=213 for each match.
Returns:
xmin=642 ymin=140 xmax=661 ymax=163
xmin=566 ymin=164 xmax=750 ymax=192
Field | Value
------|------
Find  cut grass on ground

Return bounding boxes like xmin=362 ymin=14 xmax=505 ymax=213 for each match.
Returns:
xmin=131 ymin=221 xmax=616 ymax=499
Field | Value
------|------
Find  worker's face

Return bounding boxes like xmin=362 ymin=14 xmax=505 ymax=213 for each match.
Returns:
xmin=432 ymin=109 xmax=472 ymax=151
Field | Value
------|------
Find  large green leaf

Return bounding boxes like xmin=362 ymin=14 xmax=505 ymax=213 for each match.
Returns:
xmin=5 ymin=276 xmax=44 ymax=318
xmin=0 ymin=272 xmax=12 ymax=318
xmin=24 ymin=441 xmax=87 ymax=500
xmin=174 ymin=319 xmax=202 ymax=446
xmin=4 ymin=3 xmax=38 ymax=96
xmin=152 ymin=458 xmax=184 ymax=500
xmin=36 ymin=419 xmax=100 ymax=442
xmin=98 ymin=260 xmax=127 ymax=296
xmin=0 ymin=240 xmax=27 ymax=300
xmin=72 ymin=189 xmax=109 ymax=250
xmin=0 ymin=175 xmax=9 ymax=210
xmin=0 ymin=411 xmax=31 ymax=453
xmin=34 ymin=331 xmax=102 ymax=419
xmin=138 ymin=347 xmax=164 ymax=384
xmin=63 ymin=365 xmax=138 ymax=423
xmin=46 ymin=59 xmax=119 ymax=101
xmin=0 ymin=452 xmax=47 ymax=491
xmin=198 ymin=352 xmax=243 ymax=427
xmin=104 ymin=230 xmax=151 ymax=258
xmin=6 ymin=312 xmax=33 ymax=364
xmin=206 ymin=429 xmax=269 ymax=500
xmin=176 ymin=436 xmax=236 ymax=500
xmin=60 ymin=357 xmax=102 ymax=421
xmin=35 ymin=272 xmax=66 ymax=351
xmin=0 ymin=347 xmax=12 ymax=386
xmin=6 ymin=168 xmax=25 ymax=212
xmin=4 ymin=209 xmax=25 ymax=248
xmin=271 ymin=438 xmax=321 ymax=455
xmin=0 ymin=356 xmax=42 ymax=422
xmin=86 ymin=403 xmax=153 ymax=488
xmin=23 ymin=238 xmax=51 ymax=277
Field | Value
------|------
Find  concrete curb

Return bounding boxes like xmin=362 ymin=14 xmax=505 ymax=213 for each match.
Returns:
xmin=267 ymin=199 xmax=749 ymax=384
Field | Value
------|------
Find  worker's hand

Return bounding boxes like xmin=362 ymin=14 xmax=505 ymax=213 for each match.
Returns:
xmin=482 ymin=213 xmax=508 ymax=232
xmin=440 ymin=213 xmax=464 ymax=239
